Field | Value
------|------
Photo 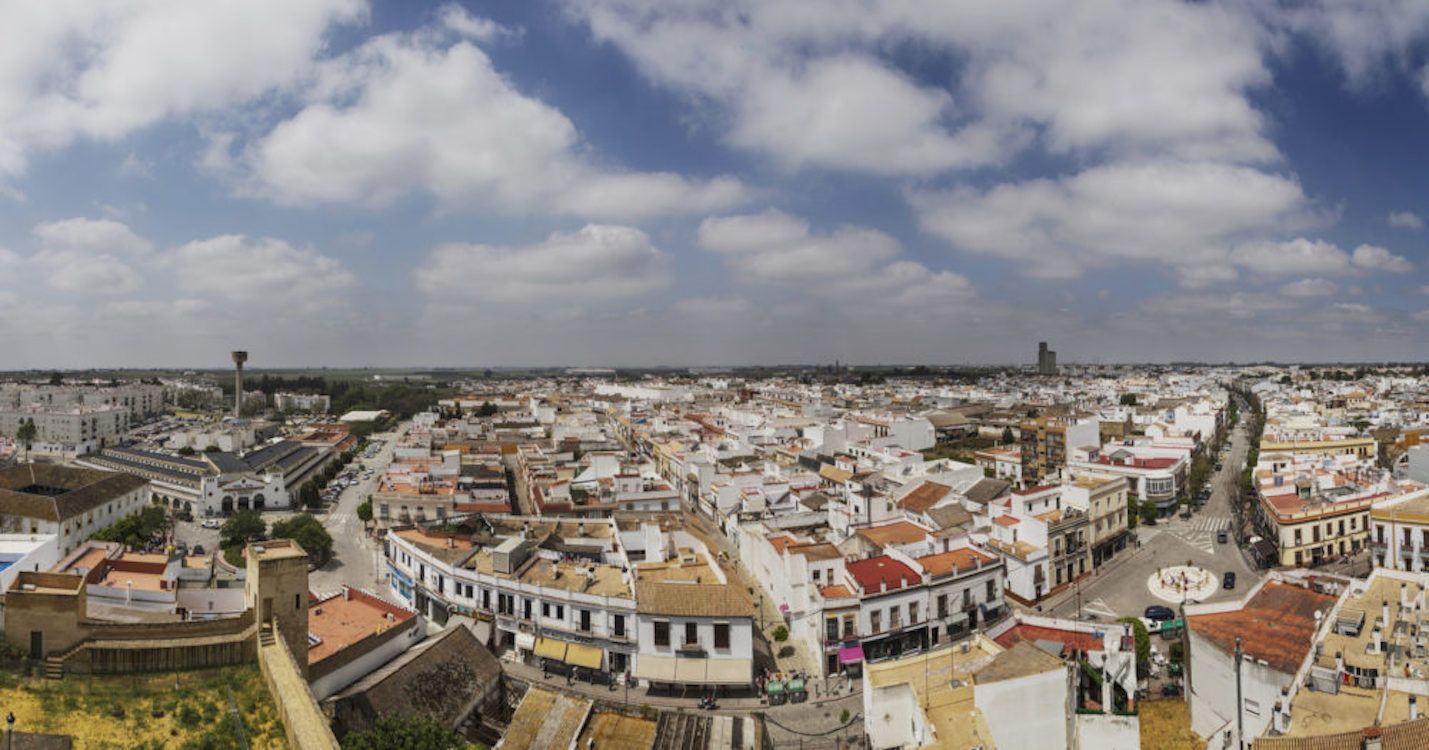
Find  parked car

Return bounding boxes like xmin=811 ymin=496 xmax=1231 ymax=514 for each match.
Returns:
xmin=1144 ymin=605 xmax=1176 ymax=622
xmin=193 ymin=544 xmax=205 ymax=556
xmin=1217 ymin=530 xmax=1229 ymax=544
xmin=201 ymin=518 xmax=221 ymax=529
xmin=1223 ymin=572 xmax=1236 ymax=589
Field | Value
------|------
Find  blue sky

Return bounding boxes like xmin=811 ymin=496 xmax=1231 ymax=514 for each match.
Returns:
xmin=4 ymin=1 xmax=1429 ymax=368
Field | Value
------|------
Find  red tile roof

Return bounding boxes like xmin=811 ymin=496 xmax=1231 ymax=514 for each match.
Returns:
xmin=917 ymin=548 xmax=996 ymax=577
xmin=993 ymin=623 xmax=1119 ymax=656
xmin=898 ymin=482 xmax=952 ymax=513
xmin=1188 ymin=581 xmax=1337 ymax=673
xmin=847 ymin=555 xmax=921 ymax=595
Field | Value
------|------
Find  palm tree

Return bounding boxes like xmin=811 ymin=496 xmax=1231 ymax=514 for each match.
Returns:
xmin=15 ymin=418 xmax=36 ymax=463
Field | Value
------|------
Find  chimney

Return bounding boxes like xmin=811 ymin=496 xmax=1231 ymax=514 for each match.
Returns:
xmin=1363 ymin=725 xmax=1384 ymax=750
xmin=1411 ymin=695 xmax=1419 ymax=721
xmin=1402 ymin=583 xmax=1409 ymax=610
xmin=343 ymin=587 xmax=350 ymax=601
xmin=880 ymin=579 xmax=886 ymax=594
xmin=230 ymin=351 xmax=248 ymax=420
xmin=1383 ymin=600 xmax=1390 ymax=628
xmin=1336 ymin=651 xmax=1344 ymax=676
xmin=900 ymin=575 xmax=908 ymax=589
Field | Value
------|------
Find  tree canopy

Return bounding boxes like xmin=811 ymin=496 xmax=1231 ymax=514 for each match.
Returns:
xmin=341 ymin=716 xmax=469 ymax=750
xmin=220 ymin=510 xmax=267 ymax=549
xmin=91 ymin=505 xmax=168 ymax=548
xmin=271 ymin=513 xmax=333 ymax=564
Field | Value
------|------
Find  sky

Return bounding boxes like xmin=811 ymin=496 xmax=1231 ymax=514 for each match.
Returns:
xmin=6 ymin=1 xmax=1429 ymax=368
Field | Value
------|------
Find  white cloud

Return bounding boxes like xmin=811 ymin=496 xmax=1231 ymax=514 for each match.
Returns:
xmin=1279 ymin=278 xmax=1338 ymax=297
xmin=33 ymin=217 xmax=152 ymax=256
xmin=911 ymin=161 xmax=1314 ymax=282
xmin=674 ymin=296 xmax=754 ymax=317
xmin=243 ymin=28 xmax=742 ymax=219
xmin=439 ymin=4 xmax=514 ymax=43
xmin=1350 ymin=243 xmax=1413 ymax=273
xmin=1233 ymin=238 xmax=1348 ymax=276
xmin=34 ymin=251 xmax=142 ymax=295
xmin=1388 ymin=210 xmax=1424 ymax=230
xmin=699 ymin=209 xmax=973 ymax=306
xmin=0 ymin=0 xmax=365 ymax=179
xmin=163 ymin=235 xmax=356 ymax=305
xmin=1255 ymin=1 xmax=1429 ymax=89
xmin=414 ymin=225 xmax=670 ymax=305
xmin=1414 ymin=309 xmax=1429 ymax=322
xmin=728 ymin=55 xmax=1023 ymax=174
xmin=568 ymin=0 xmax=1276 ymax=172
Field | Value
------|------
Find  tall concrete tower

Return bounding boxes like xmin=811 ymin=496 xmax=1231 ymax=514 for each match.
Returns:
xmin=231 ymin=350 xmax=248 ymax=419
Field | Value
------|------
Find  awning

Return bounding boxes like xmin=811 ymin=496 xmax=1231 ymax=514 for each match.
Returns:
xmin=534 ymin=637 xmax=567 ymax=661
xmin=514 ymin=632 xmax=536 ymax=651
xmin=635 ymin=654 xmax=678 ymax=682
xmin=634 ymin=654 xmax=751 ymax=685
xmin=766 ymin=681 xmax=785 ymax=695
xmin=946 ymin=610 xmax=970 ymax=626
xmin=838 ymin=645 xmax=865 ymax=665
xmin=565 ymin=642 xmax=604 ymax=669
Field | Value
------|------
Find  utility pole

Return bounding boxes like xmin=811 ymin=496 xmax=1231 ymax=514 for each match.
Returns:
xmin=1234 ymin=636 xmax=1244 ymax=750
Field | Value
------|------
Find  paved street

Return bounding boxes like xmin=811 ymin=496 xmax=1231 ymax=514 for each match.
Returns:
xmin=311 ymin=424 xmax=406 ymax=594
xmin=1040 ymin=414 xmax=1261 ymax=622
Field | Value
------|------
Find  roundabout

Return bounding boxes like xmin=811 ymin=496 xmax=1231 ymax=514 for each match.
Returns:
xmin=1147 ymin=564 xmax=1218 ymax=604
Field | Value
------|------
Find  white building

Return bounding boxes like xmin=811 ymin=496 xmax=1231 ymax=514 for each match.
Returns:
xmin=0 ymin=465 xmax=150 ymax=557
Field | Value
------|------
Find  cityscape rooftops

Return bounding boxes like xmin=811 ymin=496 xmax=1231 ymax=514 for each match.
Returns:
xmin=1187 ymin=579 xmax=1338 ymax=673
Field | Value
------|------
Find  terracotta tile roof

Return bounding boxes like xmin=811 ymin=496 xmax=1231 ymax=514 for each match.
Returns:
xmin=898 ymin=481 xmax=952 ymax=513
xmin=993 ymin=624 xmax=1118 ymax=657
xmin=993 ymin=515 xmax=1020 ymax=527
xmin=917 ymin=548 xmax=996 ymax=578
xmin=846 ymin=555 xmax=921 ymax=594
xmin=634 ymin=582 xmax=755 ymax=617
xmin=1188 ymin=581 xmax=1337 ymax=673
xmin=820 ymin=585 xmax=854 ymax=599
xmin=1253 ymin=717 xmax=1429 ymax=749
xmin=854 ymin=521 xmax=930 ymax=547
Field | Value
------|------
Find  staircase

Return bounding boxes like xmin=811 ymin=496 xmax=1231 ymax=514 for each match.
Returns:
xmin=258 ymin=623 xmax=277 ymax=648
xmin=42 ymin=656 xmax=64 ymax=680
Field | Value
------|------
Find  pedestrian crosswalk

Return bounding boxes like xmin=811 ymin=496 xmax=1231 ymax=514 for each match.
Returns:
xmin=1078 ymin=597 xmax=1119 ymax=621
xmin=1171 ymin=515 xmax=1230 ymax=553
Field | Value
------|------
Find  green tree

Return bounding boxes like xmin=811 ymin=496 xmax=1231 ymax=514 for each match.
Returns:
xmin=1000 ymin=426 xmax=1015 ymax=445
xmin=341 ymin=716 xmax=468 ymax=750
xmin=220 ymin=510 xmax=267 ymax=549
xmin=271 ymin=513 xmax=333 ymax=565
xmin=92 ymin=505 xmax=169 ymax=548
xmin=357 ymin=496 xmax=374 ymax=526
xmin=771 ymin=625 xmax=789 ymax=642
xmin=476 ymin=401 xmax=498 ymax=417
xmin=47 ymin=371 xmax=63 ymax=386
xmin=203 ymin=444 xmax=220 ymax=453
xmin=1139 ymin=498 xmax=1159 ymax=525
xmin=15 ymin=418 xmax=36 ymax=462
xmin=1119 ymin=393 xmax=1137 ymax=406
xmin=177 ymin=446 xmax=196 ymax=456
xmin=302 ymin=481 xmax=323 ymax=510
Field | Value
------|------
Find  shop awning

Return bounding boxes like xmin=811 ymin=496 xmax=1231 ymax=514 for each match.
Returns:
xmin=565 ymin=642 xmax=604 ymax=669
xmin=635 ymin=654 xmax=678 ymax=682
xmin=534 ymin=637 xmax=567 ymax=661
xmin=766 ymin=681 xmax=785 ymax=695
xmin=514 ymin=632 xmax=536 ymax=651
xmin=838 ymin=644 xmax=865 ymax=665
xmin=634 ymin=654 xmax=751 ymax=685
xmin=946 ymin=610 xmax=970 ymax=626
xmin=705 ymin=658 xmax=751 ymax=685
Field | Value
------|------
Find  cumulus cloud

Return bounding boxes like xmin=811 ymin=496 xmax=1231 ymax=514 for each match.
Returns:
xmin=414 ymin=225 xmax=670 ymax=305
xmin=33 ymin=217 xmax=152 ymax=256
xmin=568 ymin=0 xmax=1276 ymax=171
xmin=910 ymin=161 xmax=1314 ymax=283
xmin=163 ymin=235 xmax=356 ymax=306
xmin=1388 ymin=210 xmax=1424 ymax=230
xmin=242 ymin=26 xmax=742 ymax=219
xmin=0 ymin=0 xmax=365 ymax=179
xmin=699 ymin=209 xmax=972 ymax=306
xmin=1279 ymin=278 xmax=1339 ymax=297
xmin=1350 ymin=244 xmax=1414 ymax=273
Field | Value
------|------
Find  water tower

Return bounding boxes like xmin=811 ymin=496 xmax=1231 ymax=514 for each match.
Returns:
xmin=231 ymin=351 xmax=248 ymax=419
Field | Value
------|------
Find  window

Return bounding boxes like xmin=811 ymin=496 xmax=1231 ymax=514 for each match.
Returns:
xmin=937 ymin=594 xmax=947 ymax=619
xmin=714 ymin=623 xmax=730 ymax=650
xmin=294 ymin=593 xmax=301 ymax=610
xmin=870 ymin=611 xmax=882 ymax=633
xmin=826 ymin=617 xmax=839 ymax=641
xmin=613 ymin=615 xmax=625 ymax=637
xmin=684 ymin=622 xmax=698 ymax=646
xmin=986 ymin=580 xmax=996 ymax=601
xmin=542 ymin=602 xmax=550 ymax=618
xmin=889 ymin=607 xmax=901 ymax=630
xmin=1244 ymin=699 xmax=1261 ymax=717
xmin=962 ymin=589 xmax=972 ymax=609
xmin=909 ymin=602 xmax=919 ymax=623
xmin=654 ymin=621 xmax=670 ymax=648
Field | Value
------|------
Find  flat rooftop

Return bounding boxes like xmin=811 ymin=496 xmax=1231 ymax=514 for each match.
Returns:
xmin=1316 ymin=574 xmax=1429 ymax=678
xmin=517 ymin=557 xmax=630 ymax=598
xmin=308 ymin=589 xmax=415 ymax=665
xmin=865 ymin=637 xmax=1003 ymax=750
xmin=634 ymin=551 xmax=719 ymax=584
xmin=575 ymin=711 xmax=657 ymax=750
